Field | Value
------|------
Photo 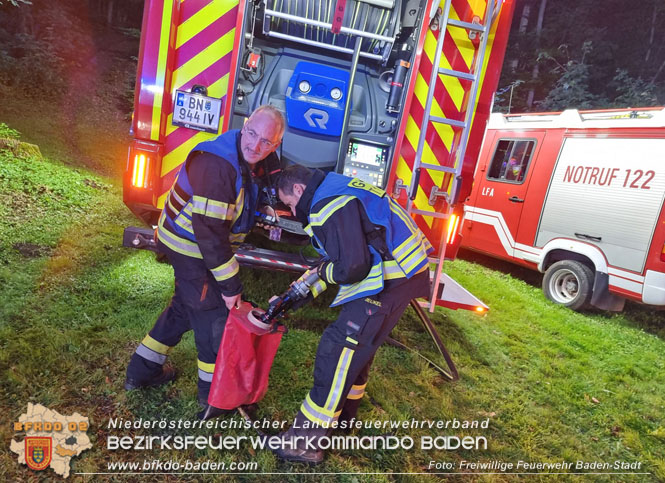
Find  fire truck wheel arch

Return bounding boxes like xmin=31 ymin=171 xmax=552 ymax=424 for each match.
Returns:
xmin=538 ymin=240 xmax=609 ymax=275
xmin=542 ymin=260 xmax=594 ymax=310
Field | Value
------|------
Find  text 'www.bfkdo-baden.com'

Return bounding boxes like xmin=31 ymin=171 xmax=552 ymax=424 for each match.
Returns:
xmin=106 ymin=459 xmax=258 ymax=472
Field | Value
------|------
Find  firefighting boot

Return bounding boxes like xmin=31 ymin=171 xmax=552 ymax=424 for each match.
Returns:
xmin=197 ymin=404 xmax=234 ymax=420
xmin=272 ymin=412 xmax=326 ymax=465
xmin=196 ymin=385 xmax=234 ymax=420
xmin=272 ymin=426 xmax=324 ymax=465
xmin=124 ymin=365 xmax=177 ymax=391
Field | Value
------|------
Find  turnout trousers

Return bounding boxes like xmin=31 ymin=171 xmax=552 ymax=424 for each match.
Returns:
xmin=292 ymin=269 xmax=430 ymax=442
xmin=126 ymin=241 xmax=228 ymax=402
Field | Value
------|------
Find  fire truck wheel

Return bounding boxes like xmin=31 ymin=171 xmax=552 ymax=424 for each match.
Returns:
xmin=542 ymin=260 xmax=594 ymax=310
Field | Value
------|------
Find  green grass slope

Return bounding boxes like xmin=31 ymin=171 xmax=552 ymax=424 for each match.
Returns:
xmin=0 ymin=139 xmax=663 ymax=482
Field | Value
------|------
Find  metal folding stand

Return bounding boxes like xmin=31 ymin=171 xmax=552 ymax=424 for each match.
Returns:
xmin=386 ymin=299 xmax=459 ymax=382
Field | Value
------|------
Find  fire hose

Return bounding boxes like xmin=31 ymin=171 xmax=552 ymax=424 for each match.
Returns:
xmin=247 ymin=267 xmax=326 ymax=326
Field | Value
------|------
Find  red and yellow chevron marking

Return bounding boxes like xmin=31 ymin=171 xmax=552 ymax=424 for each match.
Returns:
xmin=150 ymin=0 xmax=177 ymax=141
xmin=153 ymin=0 xmax=240 ymax=209
xmin=132 ymin=0 xmax=175 ymax=143
xmin=392 ymin=0 xmax=513 ymax=253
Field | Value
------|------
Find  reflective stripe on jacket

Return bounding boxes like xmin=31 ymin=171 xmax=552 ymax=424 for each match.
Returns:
xmin=157 ymin=130 xmax=257 ymax=281
xmin=305 ymin=173 xmax=433 ymax=306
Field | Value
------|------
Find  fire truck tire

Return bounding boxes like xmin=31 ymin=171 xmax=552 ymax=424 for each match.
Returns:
xmin=542 ymin=260 xmax=594 ymax=310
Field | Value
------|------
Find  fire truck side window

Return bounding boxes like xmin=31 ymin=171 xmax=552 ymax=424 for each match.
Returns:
xmin=487 ymin=139 xmax=535 ymax=183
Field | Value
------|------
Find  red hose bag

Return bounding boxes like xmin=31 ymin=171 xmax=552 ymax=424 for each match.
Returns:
xmin=207 ymin=301 xmax=285 ymax=410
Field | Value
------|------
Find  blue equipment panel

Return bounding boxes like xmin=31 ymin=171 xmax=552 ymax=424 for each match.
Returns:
xmin=285 ymin=61 xmax=350 ymax=137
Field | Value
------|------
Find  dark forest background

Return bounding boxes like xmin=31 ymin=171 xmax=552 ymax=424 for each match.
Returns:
xmin=0 ymin=0 xmax=663 ymax=113
xmin=495 ymin=0 xmax=664 ymax=113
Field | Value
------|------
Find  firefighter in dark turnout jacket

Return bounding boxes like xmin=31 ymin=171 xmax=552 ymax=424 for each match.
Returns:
xmin=124 ymin=106 xmax=284 ymax=417
xmin=275 ymin=165 xmax=433 ymax=463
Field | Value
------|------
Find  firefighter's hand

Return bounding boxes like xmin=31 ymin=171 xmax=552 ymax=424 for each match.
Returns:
xmin=256 ymin=205 xmax=278 ymax=227
xmin=261 ymin=204 xmax=278 ymax=218
xmin=256 ymin=206 xmax=282 ymax=241
xmin=223 ymin=293 xmax=242 ymax=310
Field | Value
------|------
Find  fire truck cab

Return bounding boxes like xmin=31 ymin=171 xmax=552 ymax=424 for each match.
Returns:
xmin=462 ymin=107 xmax=665 ymax=311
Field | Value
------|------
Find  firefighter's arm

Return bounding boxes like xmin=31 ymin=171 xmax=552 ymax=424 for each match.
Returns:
xmin=312 ymin=198 xmax=372 ymax=285
xmin=188 ymin=153 xmax=243 ymax=298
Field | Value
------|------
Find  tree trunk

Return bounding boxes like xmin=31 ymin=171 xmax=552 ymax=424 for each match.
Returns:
xmin=518 ymin=3 xmax=531 ymax=33
xmin=511 ymin=3 xmax=531 ymax=71
xmin=15 ymin=6 xmax=27 ymax=34
xmin=526 ymin=0 xmax=547 ymax=108
xmin=107 ymin=0 xmax=115 ymax=25
xmin=644 ymin=1 xmax=657 ymax=64
xmin=649 ymin=58 xmax=665 ymax=86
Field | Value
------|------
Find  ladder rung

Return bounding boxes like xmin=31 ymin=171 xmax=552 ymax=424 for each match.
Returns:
xmin=408 ymin=208 xmax=449 ymax=219
xmin=418 ymin=162 xmax=456 ymax=174
xmin=438 ymin=67 xmax=476 ymax=81
xmin=448 ymin=19 xmax=486 ymax=33
xmin=430 ymin=115 xmax=466 ymax=128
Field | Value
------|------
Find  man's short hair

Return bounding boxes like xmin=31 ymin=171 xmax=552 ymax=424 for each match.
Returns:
xmin=277 ymin=165 xmax=314 ymax=195
xmin=250 ymin=104 xmax=286 ymax=139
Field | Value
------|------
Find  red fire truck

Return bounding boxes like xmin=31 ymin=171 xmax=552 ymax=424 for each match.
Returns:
xmin=122 ymin=0 xmax=515 ymax=314
xmin=461 ymin=107 xmax=665 ymax=311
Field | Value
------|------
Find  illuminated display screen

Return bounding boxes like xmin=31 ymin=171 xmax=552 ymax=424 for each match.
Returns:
xmin=350 ymin=142 xmax=384 ymax=167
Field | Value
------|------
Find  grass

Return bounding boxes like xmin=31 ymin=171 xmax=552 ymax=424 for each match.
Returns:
xmin=0 ymin=135 xmax=664 ymax=482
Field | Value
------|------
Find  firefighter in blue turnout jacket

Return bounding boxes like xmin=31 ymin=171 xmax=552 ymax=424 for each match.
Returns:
xmin=124 ymin=105 xmax=284 ymax=419
xmin=275 ymin=165 xmax=433 ymax=463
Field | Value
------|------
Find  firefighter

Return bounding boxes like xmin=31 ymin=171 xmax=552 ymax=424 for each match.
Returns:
xmin=504 ymin=156 xmax=522 ymax=181
xmin=273 ymin=165 xmax=433 ymax=463
xmin=124 ymin=105 xmax=284 ymax=419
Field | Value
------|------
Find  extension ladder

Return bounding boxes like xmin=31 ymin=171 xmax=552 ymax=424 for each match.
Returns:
xmin=407 ymin=0 xmax=499 ymax=312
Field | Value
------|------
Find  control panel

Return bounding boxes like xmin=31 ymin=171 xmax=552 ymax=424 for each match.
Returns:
xmin=343 ymin=140 xmax=389 ymax=187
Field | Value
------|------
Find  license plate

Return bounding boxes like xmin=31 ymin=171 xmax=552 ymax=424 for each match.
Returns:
xmin=172 ymin=90 xmax=223 ymax=134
